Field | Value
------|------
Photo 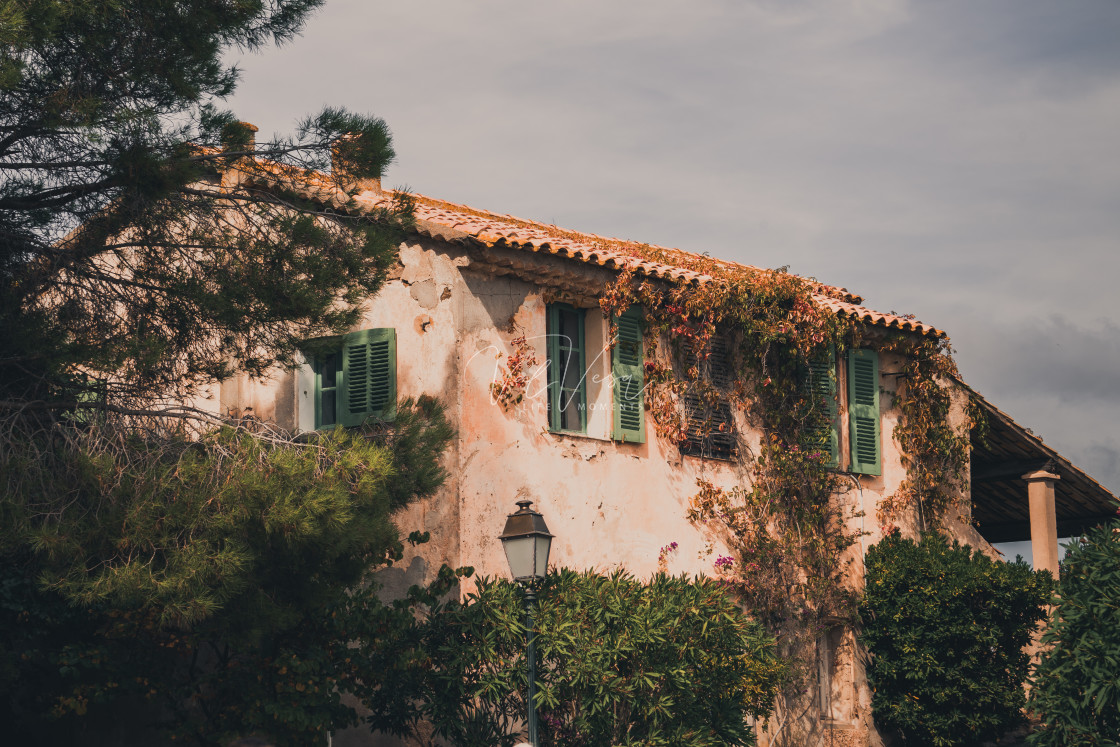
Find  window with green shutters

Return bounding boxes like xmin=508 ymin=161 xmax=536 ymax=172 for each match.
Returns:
xmin=681 ymin=335 xmax=736 ymax=460
xmin=547 ymin=304 xmax=587 ymax=433
xmin=611 ymin=307 xmax=645 ymax=443
xmin=847 ymin=348 xmax=880 ymax=475
xmin=313 ymin=328 xmax=396 ymax=428
xmin=802 ymin=347 xmax=840 ymax=469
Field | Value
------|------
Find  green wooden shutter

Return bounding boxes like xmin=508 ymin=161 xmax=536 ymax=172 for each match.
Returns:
xmin=803 ymin=347 xmax=840 ymax=468
xmin=340 ymin=328 xmax=396 ymax=427
xmin=847 ymin=348 xmax=880 ymax=475
xmin=681 ymin=335 xmax=735 ymax=459
xmin=612 ymin=307 xmax=645 ymax=443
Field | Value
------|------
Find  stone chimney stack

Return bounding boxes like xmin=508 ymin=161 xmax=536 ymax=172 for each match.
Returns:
xmin=221 ymin=121 xmax=258 ymax=153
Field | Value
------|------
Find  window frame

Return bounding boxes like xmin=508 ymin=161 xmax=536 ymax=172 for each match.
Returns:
xmin=801 ymin=347 xmax=880 ymax=475
xmin=546 ymin=303 xmax=588 ymax=434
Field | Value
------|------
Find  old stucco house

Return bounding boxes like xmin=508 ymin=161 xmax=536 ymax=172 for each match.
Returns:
xmin=207 ymin=145 xmax=1117 ymax=747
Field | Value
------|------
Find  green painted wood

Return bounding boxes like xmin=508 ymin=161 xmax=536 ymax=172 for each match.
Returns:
xmin=847 ymin=348 xmax=880 ymax=475
xmin=804 ymin=346 xmax=840 ymax=468
xmin=612 ymin=307 xmax=645 ymax=443
xmin=339 ymin=328 xmax=396 ymax=427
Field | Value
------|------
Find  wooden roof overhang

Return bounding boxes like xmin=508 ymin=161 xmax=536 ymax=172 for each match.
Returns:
xmin=965 ymin=383 xmax=1119 ymax=543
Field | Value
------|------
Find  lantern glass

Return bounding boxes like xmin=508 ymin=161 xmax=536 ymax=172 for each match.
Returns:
xmin=502 ymin=534 xmax=537 ymax=581
xmin=499 ymin=500 xmax=554 ymax=583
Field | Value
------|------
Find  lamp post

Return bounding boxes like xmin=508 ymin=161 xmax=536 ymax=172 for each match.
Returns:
xmin=498 ymin=500 xmax=553 ymax=747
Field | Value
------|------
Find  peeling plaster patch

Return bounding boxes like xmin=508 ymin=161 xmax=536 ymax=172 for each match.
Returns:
xmin=414 ymin=314 xmax=433 ymax=334
xmin=399 ymin=243 xmax=435 ymax=286
xmin=440 ymin=286 xmax=452 ymax=301
xmin=410 ymin=278 xmax=440 ymax=309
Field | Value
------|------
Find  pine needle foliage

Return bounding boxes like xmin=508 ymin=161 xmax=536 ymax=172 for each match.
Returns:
xmin=0 ymin=397 xmax=455 ymax=746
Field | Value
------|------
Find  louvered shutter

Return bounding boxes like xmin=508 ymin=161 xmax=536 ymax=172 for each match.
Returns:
xmin=681 ymin=335 xmax=735 ymax=459
xmin=803 ymin=347 xmax=839 ymax=468
xmin=612 ymin=307 xmax=645 ymax=443
xmin=339 ymin=328 xmax=396 ymax=427
xmin=847 ymin=348 xmax=880 ymax=475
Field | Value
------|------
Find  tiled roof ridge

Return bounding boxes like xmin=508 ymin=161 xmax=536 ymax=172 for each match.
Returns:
xmin=406 ymin=192 xmax=862 ymax=304
xmin=396 ymin=191 xmax=945 ymax=338
xmin=228 ymin=156 xmax=946 ymax=338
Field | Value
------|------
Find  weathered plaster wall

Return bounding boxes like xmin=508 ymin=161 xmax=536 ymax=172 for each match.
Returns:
xmin=220 ymin=235 xmax=993 ymax=747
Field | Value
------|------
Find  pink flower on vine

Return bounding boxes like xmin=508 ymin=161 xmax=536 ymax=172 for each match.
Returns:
xmin=658 ymin=541 xmax=679 ymax=565
xmin=714 ymin=555 xmax=734 ymax=571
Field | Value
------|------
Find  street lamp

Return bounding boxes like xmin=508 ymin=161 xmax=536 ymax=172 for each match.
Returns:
xmin=499 ymin=500 xmax=553 ymax=747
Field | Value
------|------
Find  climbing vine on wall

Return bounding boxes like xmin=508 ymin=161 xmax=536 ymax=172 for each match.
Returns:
xmin=600 ymin=263 xmax=859 ymax=739
xmin=489 ymin=332 xmax=538 ymax=410
xmin=876 ymin=333 xmax=979 ymax=532
xmin=597 ymin=250 xmax=974 ymax=740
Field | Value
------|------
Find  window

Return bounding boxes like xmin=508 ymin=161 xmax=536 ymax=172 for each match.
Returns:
xmin=802 ymin=347 xmax=880 ymax=475
xmin=680 ymin=335 xmax=736 ymax=460
xmin=547 ymin=304 xmax=587 ymax=433
xmin=818 ymin=626 xmax=847 ymax=721
xmin=611 ymin=307 xmax=645 ymax=443
xmin=312 ymin=328 xmax=396 ymax=428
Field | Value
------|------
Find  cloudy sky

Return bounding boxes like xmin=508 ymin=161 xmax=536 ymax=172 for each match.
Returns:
xmin=226 ymin=0 xmax=1120 ymax=495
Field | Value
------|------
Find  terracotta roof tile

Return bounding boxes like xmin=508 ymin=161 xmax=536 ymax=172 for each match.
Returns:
xmin=816 ymin=297 xmax=945 ymax=338
xmin=234 ymin=159 xmax=945 ymax=338
xmin=377 ymin=190 xmax=946 ymax=338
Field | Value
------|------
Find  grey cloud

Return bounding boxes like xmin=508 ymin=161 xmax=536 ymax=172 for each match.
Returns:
xmin=1082 ymin=441 xmax=1120 ymax=495
xmin=958 ymin=316 xmax=1120 ymax=406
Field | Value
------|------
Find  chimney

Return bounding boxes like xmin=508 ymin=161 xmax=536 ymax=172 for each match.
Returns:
xmin=221 ymin=121 xmax=258 ymax=153
xmin=218 ymin=122 xmax=259 ymax=191
xmin=331 ymin=133 xmax=382 ymax=193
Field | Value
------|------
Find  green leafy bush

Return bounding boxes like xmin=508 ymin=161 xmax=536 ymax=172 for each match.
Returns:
xmin=860 ymin=531 xmax=1051 ymax=747
xmin=363 ymin=569 xmax=784 ymax=747
xmin=1029 ymin=520 xmax=1120 ymax=747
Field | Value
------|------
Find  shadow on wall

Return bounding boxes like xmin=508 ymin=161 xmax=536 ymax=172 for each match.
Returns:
xmin=375 ymin=553 xmax=430 ymax=601
xmin=460 ymin=273 xmax=533 ymax=334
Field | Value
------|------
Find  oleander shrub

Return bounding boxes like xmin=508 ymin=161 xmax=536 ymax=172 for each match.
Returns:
xmin=1028 ymin=520 xmax=1120 ymax=747
xmin=362 ymin=568 xmax=785 ymax=747
xmin=860 ymin=531 xmax=1051 ymax=747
